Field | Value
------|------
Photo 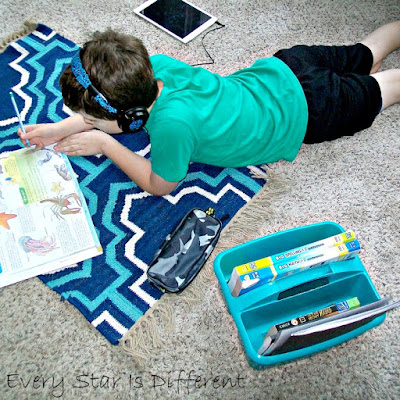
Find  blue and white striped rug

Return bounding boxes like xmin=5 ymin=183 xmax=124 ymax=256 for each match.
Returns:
xmin=0 ymin=24 xmax=265 ymax=345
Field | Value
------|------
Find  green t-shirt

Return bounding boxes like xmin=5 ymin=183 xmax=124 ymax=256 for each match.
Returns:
xmin=146 ymin=54 xmax=308 ymax=182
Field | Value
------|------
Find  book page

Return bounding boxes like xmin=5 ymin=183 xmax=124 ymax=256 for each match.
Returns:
xmin=0 ymin=146 xmax=102 ymax=287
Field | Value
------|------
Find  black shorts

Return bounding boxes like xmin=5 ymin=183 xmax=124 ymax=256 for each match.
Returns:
xmin=274 ymin=43 xmax=382 ymax=144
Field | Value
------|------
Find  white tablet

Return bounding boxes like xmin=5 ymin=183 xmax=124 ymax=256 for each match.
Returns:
xmin=134 ymin=0 xmax=218 ymax=43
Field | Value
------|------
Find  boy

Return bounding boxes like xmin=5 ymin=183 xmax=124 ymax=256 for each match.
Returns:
xmin=19 ymin=21 xmax=400 ymax=196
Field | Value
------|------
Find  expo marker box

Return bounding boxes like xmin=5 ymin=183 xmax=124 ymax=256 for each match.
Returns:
xmin=229 ymin=237 xmax=361 ymax=297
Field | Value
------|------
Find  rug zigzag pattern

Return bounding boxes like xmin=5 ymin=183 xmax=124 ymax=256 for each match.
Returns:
xmin=0 ymin=24 xmax=265 ymax=344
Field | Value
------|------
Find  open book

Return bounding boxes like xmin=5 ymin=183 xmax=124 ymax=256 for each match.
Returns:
xmin=0 ymin=145 xmax=102 ymax=288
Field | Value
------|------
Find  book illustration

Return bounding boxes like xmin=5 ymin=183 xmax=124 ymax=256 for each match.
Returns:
xmin=0 ymin=145 xmax=102 ymax=288
xmin=19 ymin=235 xmax=58 ymax=256
xmin=37 ymin=150 xmax=53 ymax=166
xmin=0 ymin=212 xmax=17 ymax=230
xmin=258 ymin=297 xmax=360 ymax=355
xmin=51 ymin=181 xmax=64 ymax=194
xmin=41 ymin=146 xmax=62 ymax=159
xmin=40 ymin=193 xmax=82 ymax=221
xmin=55 ymin=164 xmax=72 ymax=181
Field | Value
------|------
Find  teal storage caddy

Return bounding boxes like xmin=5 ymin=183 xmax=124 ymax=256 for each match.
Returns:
xmin=213 ymin=222 xmax=385 ymax=369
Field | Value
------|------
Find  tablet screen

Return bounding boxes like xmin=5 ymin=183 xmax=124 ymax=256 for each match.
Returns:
xmin=135 ymin=0 xmax=217 ymax=43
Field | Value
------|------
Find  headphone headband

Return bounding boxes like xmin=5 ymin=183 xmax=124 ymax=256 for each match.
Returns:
xmin=70 ymin=52 xmax=118 ymax=114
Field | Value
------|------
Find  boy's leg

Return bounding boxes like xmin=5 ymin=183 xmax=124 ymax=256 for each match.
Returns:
xmin=360 ymin=21 xmax=400 ymax=111
xmin=371 ymin=69 xmax=400 ymax=111
xmin=360 ymin=21 xmax=400 ymax=73
xmin=275 ymin=22 xmax=400 ymax=143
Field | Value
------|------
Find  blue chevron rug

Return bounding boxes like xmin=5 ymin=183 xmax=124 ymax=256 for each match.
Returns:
xmin=0 ymin=24 xmax=265 ymax=345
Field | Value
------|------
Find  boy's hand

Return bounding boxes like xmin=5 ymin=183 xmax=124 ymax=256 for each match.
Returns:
xmin=18 ymin=123 xmax=62 ymax=149
xmin=18 ymin=115 xmax=96 ymax=149
xmin=54 ymin=129 xmax=111 ymax=156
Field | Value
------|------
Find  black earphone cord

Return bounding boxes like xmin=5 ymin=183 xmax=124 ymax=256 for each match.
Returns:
xmin=190 ymin=21 xmax=226 ymax=67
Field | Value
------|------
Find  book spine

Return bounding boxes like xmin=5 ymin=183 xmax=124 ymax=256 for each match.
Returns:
xmin=258 ymin=297 xmax=361 ymax=355
xmin=272 ymin=231 xmax=356 ymax=263
xmin=272 ymin=297 xmax=360 ymax=333
xmin=228 ymin=231 xmax=355 ymax=295
xmin=230 ymin=239 xmax=361 ymax=296
xmin=276 ymin=239 xmax=361 ymax=280
xmin=233 ymin=231 xmax=355 ymax=277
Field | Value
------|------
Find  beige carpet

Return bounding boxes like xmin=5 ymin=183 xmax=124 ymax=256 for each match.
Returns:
xmin=0 ymin=1 xmax=399 ymax=399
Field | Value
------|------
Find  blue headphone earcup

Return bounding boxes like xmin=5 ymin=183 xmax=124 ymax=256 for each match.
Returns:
xmin=129 ymin=119 xmax=143 ymax=131
xmin=119 ymin=107 xmax=149 ymax=132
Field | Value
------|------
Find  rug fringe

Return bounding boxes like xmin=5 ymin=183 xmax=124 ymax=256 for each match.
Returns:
xmin=120 ymin=263 xmax=214 ymax=366
xmin=120 ymin=299 xmax=175 ymax=367
xmin=0 ymin=21 xmax=38 ymax=53
xmin=120 ymin=165 xmax=292 ymax=364
xmin=248 ymin=164 xmax=270 ymax=181
xmin=222 ymin=165 xmax=292 ymax=238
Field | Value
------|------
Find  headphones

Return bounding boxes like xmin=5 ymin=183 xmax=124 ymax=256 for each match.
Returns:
xmin=70 ymin=50 xmax=149 ymax=132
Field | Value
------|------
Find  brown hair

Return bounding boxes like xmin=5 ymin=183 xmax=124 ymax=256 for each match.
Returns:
xmin=60 ymin=29 xmax=158 ymax=120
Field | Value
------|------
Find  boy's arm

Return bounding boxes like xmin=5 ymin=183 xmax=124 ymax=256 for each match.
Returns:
xmin=19 ymin=114 xmax=95 ymax=149
xmin=55 ymin=130 xmax=178 ymax=196
xmin=102 ymin=136 xmax=178 ymax=196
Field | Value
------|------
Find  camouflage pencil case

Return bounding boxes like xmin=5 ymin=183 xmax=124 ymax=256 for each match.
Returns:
xmin=147 ymin=208 xmax=222 ymax=293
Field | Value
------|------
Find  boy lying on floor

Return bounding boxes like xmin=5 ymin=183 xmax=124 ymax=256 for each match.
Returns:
xmin=19 ymin=21 xmax=400 ymax=196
